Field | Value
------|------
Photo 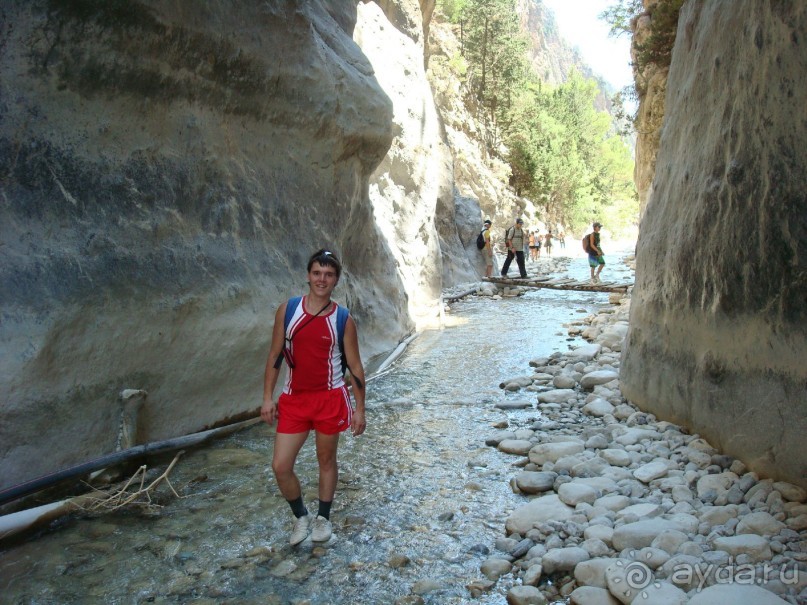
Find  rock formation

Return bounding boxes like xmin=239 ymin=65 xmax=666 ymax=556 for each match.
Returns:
xmin=622 ymin=0 xmax=807 ymax=488
xmin=0 ymin=0 xmax=481 ymax=491
xmin=631 ymin=0 xmax=670 ymax=214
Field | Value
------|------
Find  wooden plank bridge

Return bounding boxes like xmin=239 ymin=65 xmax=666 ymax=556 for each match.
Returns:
xmin=483 ymin=275 xmax=632 ymax=294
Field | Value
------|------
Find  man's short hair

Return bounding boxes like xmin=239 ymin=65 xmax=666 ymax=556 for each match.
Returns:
xmin=516 ymin=218 xmax=524 ymax=224
xmin=484 ymin=219 xmax=492 ymax=225
xmin=307 ymin=249 xmax=342 ymax=279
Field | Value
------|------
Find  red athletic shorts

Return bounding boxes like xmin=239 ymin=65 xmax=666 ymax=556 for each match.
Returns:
xmin=276 ymin=386 xmax=353 ymax=434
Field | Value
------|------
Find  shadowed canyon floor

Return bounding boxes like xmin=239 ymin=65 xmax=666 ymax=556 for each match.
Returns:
xmin=2 ymin=252 xmax=805 ymax=605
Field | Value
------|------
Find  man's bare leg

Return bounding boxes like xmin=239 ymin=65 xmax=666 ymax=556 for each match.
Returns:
xmin=315 ymin=431 xmax=340 ymax=503
xmin=272 ymin=431 xmax=310 ymax=500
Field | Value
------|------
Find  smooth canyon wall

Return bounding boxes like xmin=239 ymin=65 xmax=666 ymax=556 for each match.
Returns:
xmin=622 ymin=0 xmax=807 ymax=487
xmin=0 ymin=0 xmax=474 ymax=491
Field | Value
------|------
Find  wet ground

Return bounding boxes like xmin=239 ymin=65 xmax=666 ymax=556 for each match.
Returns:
xmin=0 ymin=253 xmax=630 ymax=604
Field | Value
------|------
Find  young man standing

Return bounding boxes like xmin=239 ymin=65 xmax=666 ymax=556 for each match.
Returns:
xmin=588 ymin=222 xmax=606 ymax=283
xmin=262 ymin=249 xmax=366 ymax=545
xmin=501 ymin=218 xmax=528 ymax=278
xmin=481 ymin=219 xmax=493 ymax=277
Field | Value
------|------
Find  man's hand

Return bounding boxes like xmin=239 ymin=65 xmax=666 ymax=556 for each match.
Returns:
xmin=261 ymin=400 xmax=277 ymax=425
xmin=351 ymin=410 xmax=366 ymax=437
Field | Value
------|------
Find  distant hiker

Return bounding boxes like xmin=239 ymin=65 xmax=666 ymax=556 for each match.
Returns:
xmin=528 ymin=231 xmax=538 ymax=262
xmin=262 ymin=249 xmax=366 ymax=546
xmin=588 ymin=222 xmax=606 ymax=283
xmin=544 ymin=231 xmax=553 ymax=256
xmin=479 ymin=219 xmax=493 ymax=277
xmin=501 ymin=218 xmax=527 ymax=278
xmin=559 ymin=231 xmax=566 ymax=249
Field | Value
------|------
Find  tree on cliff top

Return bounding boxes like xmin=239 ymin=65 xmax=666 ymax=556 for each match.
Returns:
xmin=458 ymin=0 xmax=528 ymax=137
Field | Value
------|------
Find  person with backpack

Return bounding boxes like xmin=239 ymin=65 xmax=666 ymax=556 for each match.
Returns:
xmin=501 ymin=218 xmax=528 ymax=278
xmin=586 ymin=222 xmax=606 ymax=283
xmin=477 ymin=218 xmax=493 ymax=277
xmin=261 ymin=249 xmax=366 ymax=546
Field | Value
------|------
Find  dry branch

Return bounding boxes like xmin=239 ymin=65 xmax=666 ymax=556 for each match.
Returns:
xmin=74 ymin=451 xmax=185 ymax=513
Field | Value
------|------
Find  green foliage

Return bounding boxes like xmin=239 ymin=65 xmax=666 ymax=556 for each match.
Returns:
xmin=438 ymin=0 xmax=469 ymax=23
xmin=447 ymin=51 xmax=468 ymax=78
xmin=502 ymin=71 xmax=637 ymax=233
xmin=609 ymin=86 xmax=638 ymax=139
xmin=459 ymin=0 xmax=528 ymax=125
xmin=440 ymin=0 xmax=639 ymax=233
xmin=601 ymin=0 xmax=685 ymax=72
xmin=600 ymin=0 xmax=643 ymax=37
xmin=633 ymin=0 xmax=685 ymax=70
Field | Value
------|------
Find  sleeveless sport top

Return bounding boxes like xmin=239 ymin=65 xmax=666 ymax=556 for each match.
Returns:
xmin=282 ymin=297 xmax=346 ymax=394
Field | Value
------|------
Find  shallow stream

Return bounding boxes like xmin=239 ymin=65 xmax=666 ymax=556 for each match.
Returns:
xmin=0 ymin=252 xmax=633 ymax=604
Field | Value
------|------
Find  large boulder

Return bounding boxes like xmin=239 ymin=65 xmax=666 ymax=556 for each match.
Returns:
xmin=505 ymin=494 xmax=576 ymax=535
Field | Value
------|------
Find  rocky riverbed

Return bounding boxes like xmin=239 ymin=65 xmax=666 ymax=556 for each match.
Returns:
xmin=474 ymin=288 xmax=807 ymax=605
xmin=4 ymin=254 xmax=804 ymax=605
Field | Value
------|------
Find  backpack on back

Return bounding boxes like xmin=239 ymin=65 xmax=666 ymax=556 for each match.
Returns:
xmin=476 ymin=229 xmax=487 ymax=250
xmin=582 ymin=233 xmax=594 ymax=254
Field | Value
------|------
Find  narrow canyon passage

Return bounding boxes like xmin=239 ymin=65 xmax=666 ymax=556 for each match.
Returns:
xmin=0 ymin=253 xmax=620 ymax=604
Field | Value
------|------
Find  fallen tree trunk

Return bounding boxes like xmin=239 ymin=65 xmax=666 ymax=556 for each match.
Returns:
xmin=0 ymin=418 xmax=261 ymax=508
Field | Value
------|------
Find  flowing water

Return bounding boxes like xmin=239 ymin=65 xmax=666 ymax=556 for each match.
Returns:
xmin=0 ymin=252 xmax=633 ymax=604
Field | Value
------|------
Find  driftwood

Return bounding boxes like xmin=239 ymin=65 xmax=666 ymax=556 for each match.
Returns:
xmin=0 ymin=452 xmax=185 ymax=540
xmin=483 ymin=276 xmax=631 ymax=294
xmin=75 ymin=451 xmax=184 ymax=513
xmin=0 ymin=418 xmax=261 ymax=507
xmin=443 ymin=288 xmax=479 ymax=303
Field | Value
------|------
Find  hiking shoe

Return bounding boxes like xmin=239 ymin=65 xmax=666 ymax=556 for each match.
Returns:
xmin=289 ymin=514 xmax=311 ymax=546
xmin=310 ymin=515 xmax=333 ymax=542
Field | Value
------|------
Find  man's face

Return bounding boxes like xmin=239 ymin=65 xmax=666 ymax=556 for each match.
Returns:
xmin=308 ymin=262 xmax=339 ymax=297
xmin=594 ymin=225 xmax=601 ymax=232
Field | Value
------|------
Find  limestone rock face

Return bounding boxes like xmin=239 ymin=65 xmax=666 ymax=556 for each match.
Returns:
xmin=631 ymin=4 xmax=670 ymax=214
xmin=622 ymin=1 xmax=807 ymax=488
xmin=355 ymin=2 xmax=478 ymax=327
xmin=0 ymin=0 xmax=428 ymax=490
xmin=426 ymin=16 xmax=541 ymax=234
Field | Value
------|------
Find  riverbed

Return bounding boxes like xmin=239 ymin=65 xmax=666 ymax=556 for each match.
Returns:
xmin=0 ymin=253 xmax=628 ymax=604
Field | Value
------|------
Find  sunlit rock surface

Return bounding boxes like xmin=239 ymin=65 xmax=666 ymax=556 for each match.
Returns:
xmin=0 ymin=1 xmax=406 ymax=490
xmin=622 ymin=1 xmax=807 ymax=488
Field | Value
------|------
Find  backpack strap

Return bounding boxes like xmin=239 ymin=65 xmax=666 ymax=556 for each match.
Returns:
xmin=336 ymin=305 xmax=363 ymax=389
xmin=284 ymin=296 xmax=303 ymax=337
xmin=273 ymin=296 xmax=303 ymax=369
xmin=336 ymin=305 xmax=349 ymax=375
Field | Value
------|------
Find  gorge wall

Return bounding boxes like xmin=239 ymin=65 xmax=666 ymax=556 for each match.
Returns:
xmin=631 ymin=0 xmax=669 ymax=214
xmin=622 ymin=0 xmax=807 ymax=487
xmin=0 ymin=0 xmax=484 ymax=491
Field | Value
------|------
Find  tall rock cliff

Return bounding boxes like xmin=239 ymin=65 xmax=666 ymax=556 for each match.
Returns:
xmin=631 ymin=0 xmax=669 ymax=214
xmin=517 ymin=0 xmax=613 ymax=111
xmin=621 ymin=0 xmax=807 ymax=487
xmin=0 ymin=0 xmax=480 ymax=491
